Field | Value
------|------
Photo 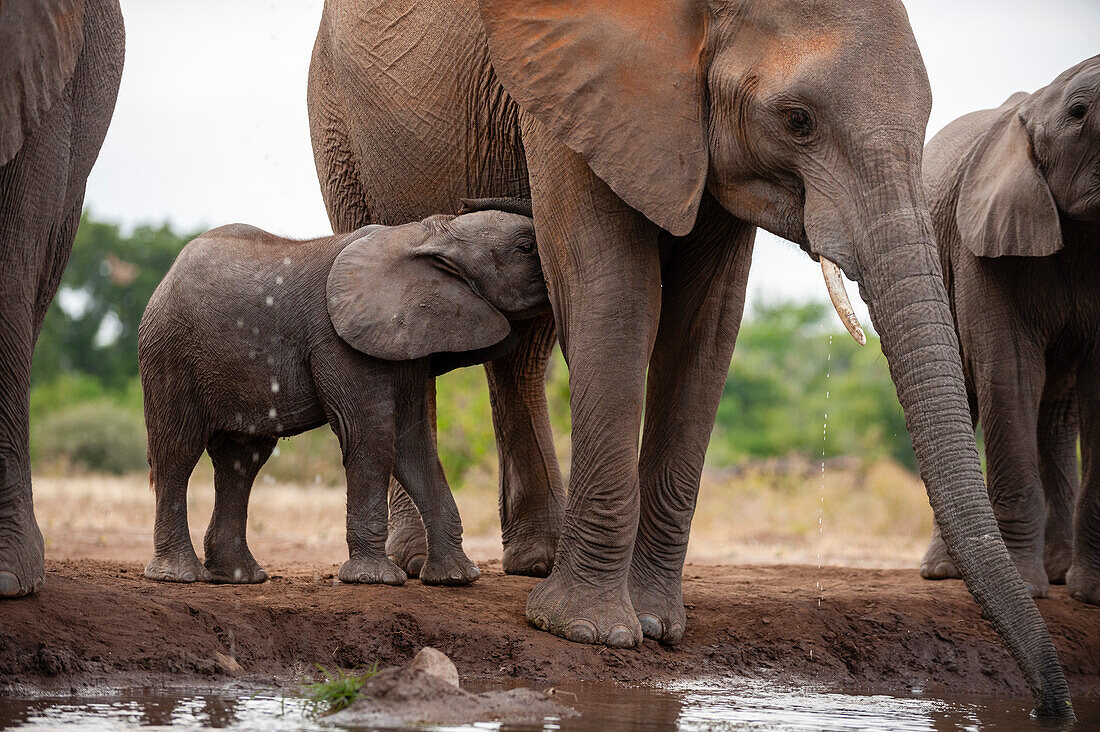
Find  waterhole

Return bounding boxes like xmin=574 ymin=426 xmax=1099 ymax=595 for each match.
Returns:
xmin=1 ymin=680 xmax=1089 ymax=731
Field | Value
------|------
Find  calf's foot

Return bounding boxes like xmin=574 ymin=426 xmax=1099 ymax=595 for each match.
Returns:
xmin=145 ymin=549 xmax=210 ymax=583
xmin=0 ymin=498 xmax=45 ymax=598
xmin=919 ymin=531 xmax=960 ymax=580
xmin=419 ymin=550 xmax=480 ymax=586
xmin=204 ymin=546 xmax=268 ymax=584
xmin=526 ymin=568 xmax=641 ymax=648
xmin=502 ymin=531 xmax=556 ymax=578
xmin=339 ymin=555 xmax=407 ymax=585
xmin=1067 ymin=564 xmax=1100 ymax=605
xmin=1044 ymin=536 xmax=1073 ymax=585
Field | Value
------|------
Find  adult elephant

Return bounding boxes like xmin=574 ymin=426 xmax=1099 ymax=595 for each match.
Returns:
xmin=0 ymin=0 xmax=124 ymax=598
xmin=308 ymin=0 xmax=1074 ymax=716
xmin=919 ymin=57 xmax=1100 ymax=605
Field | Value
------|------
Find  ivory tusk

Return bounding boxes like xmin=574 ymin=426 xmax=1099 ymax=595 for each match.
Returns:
xmin=820 ymin=257 xmax=867 ymax=346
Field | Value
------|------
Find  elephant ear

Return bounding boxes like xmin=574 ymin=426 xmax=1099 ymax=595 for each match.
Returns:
xmin=956 ymin=107 xmax=1062 ymax=258
xmin=0 ymin=0 xmax=85 ymax=166
xmin=327 ymin=223 xmax=512 ymax=362
xmin=478 ymin=0 xmax=707 ymax=236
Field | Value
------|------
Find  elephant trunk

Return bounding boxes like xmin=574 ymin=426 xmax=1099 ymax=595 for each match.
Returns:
xmin=855 ymin=199 xmax=1073 ymax=718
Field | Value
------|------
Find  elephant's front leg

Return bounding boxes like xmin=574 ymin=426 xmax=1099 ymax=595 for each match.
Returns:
xmin=1037 ymin=389 xmax=1079 ymax=584
xmin=631 ymin=196 xmax=754 ymax=645
xmin=484 ymin=313 xmax=564 ymax=577
xmin=1068 ymin=349 xmax=1100 ymax=605
xmin=521 ymin=115 xmax=661 ymax=648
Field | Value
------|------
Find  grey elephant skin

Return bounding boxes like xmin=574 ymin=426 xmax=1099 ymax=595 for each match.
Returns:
xmin=138 ymin=206 xmax=547 ymax=588
xmin=0 ymin=0 xmax=124 ymax=599
xmin=920 ymin=56 xmax=1100 ymax=608
xmin=307 ymin=0 xmax=1074 ymax=716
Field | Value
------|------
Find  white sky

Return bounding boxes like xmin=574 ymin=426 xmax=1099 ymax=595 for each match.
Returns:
xmin=84 ymin=1 xmax=1100 ymax=322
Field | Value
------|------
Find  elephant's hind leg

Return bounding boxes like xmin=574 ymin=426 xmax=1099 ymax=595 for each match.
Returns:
xmin=203 ymin=434 xmax=275 ymax=584
xmin=145 ymin=430 xmax=208 ymax=583
xmin=485 ymin=314 xmax=564 ymax=577
xmin=631 ymin=195 xmax=753 ymax=645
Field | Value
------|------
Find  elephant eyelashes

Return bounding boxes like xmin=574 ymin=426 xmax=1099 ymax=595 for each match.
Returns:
xmin=1069 ymin=103 xmax=1088 ymax=120
xmin=516 ymin=237 xmax=536 ymax=254
xmin=785 ymin=107 xmax=815 ymax=138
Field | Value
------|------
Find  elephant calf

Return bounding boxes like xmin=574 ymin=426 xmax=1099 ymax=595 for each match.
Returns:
xmin=138 ymin=200 xmax=547 ymax=587
xmin=920 ymin=56 xmax=1100 ymax=604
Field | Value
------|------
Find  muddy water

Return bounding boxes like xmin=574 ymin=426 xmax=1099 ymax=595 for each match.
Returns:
xmin=0 ymin=680 xmax=1091 ymax=730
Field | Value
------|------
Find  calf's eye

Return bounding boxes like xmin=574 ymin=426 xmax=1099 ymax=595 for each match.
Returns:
xmin=786 ymin=107 xmax=814 ymax=138
xmin=517 ymin=237 xmax=536 ymax=254
xmin=1070 ymin=103 xmax=1088 ymax=120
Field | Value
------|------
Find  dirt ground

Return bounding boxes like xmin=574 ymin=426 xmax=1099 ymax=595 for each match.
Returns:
xmin=3 ymin=473 xmax=1098 ymax=700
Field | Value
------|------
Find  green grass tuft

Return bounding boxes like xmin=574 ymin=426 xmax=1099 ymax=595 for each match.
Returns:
xmin=303 ymin=663 xmax=378 ymax=715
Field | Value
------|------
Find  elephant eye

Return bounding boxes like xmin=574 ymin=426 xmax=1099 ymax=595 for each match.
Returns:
xmin=785 ymin=107 xmax=815 ymax=138
xmin=516 ymin=236 xmax=536 ymax=254
xmin=1069 ymin=103 xmax=1088 ymax=120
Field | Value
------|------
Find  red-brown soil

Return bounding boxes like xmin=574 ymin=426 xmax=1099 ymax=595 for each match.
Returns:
xmin=2 ymin=559 xmax=1097 ymax=699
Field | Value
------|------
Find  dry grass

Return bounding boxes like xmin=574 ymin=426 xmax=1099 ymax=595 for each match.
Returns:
xmin=33 ymin=457 xmax=932 ymax=571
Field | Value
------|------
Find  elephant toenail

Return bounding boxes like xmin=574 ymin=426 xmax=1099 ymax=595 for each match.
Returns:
xmin=564 ymin=620 xmax=598 ymax=644
xmin=606 ymin=625 xmax=637 ymax=648
xmin=181 ymin=571 xmax=196 ymax=583
xmin=0 ymin=571 xmax=21 ymax=597
xmin=666 ymin=623 xmax=685 ymax=644
xmin=381 ymin=571 xmax=397 ymax=584
xmin=638 ymin=613 xmax=662 ymax=639
xmin=531 ymin=615 xmax=549 ymax=631
xmin=531 ymin=561 xmax=548 ymax=577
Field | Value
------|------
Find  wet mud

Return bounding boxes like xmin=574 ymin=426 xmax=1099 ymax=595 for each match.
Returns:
xmin=2 ymin=559 xmax=1097 ymax=699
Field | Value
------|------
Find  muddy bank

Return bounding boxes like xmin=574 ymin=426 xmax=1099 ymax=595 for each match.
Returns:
xmin=2 ymin=559 xmax=1097 ymax=698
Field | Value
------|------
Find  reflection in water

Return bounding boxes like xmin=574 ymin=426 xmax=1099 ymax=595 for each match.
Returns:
xmin=0 ymin=681 xmax=1092 ymax=731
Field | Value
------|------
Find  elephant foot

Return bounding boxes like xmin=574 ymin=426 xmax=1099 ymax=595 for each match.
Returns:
xmin=1043 ymin=537 xmax=1073 ymax=585
xmin=339 ymin=555 xmax=407 ymax=585
xmin=204 ymin=548 xmax=269 ymax=584
xmin=526 ymin=569 xmax=642 ymax=648
xmin=1009 ymin=552 xmax=1050 ymax=598
xmin=386 ymin=522 xmax=427 ymax=580
xmin=919 ymin=532 xmax=960 ymax=580
xmin=1066 ymin=564 xmax=1100 ymax=605
xmin=629 ymin=580 xmax=686 ymax=646
xmin=0 ymin=501 xmax=45 ymax=598
xmin=419 ymin=551 xmax=480 ymax=586
xmin=502 ymin=533 xmax=556 ymax=578
xmin=145 ymin=549 xmax=211 ymax=583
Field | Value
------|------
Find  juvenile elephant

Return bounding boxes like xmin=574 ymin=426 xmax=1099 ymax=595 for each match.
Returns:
xmin=0 ymin=0 xmax=124 ymax=598
xmin=919 ymin=56 xmax=1100 ymax=605
xmin=138 ymin=201 xmax=547 ymax=587
xmin=308 ymin=0 xmax=1073 ymax=715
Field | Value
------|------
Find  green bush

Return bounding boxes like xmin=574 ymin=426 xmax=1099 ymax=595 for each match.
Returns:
xmin=31 ymin=399 xmax=147 ymax=475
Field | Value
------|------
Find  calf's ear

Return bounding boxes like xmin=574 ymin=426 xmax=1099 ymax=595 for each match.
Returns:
xmin=956 ymin=108 xmax=1062 ymax=258
xmin=327 ymin=223 xmax=511 ymax=361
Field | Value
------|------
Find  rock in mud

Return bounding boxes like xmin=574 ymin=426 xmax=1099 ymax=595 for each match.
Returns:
xmin=326 ymin=647 xmax=576 ymax=727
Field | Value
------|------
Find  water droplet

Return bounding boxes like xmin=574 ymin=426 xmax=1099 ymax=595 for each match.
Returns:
xmin=272 ymin=446 xmax=281 ymax=458
xmin=283 ymin=256 xmax=291 ymax=266
xmin=268 ymin=407 xmax=277 ymax=419
xmin=275 ymin=275 xmax=284 ymax=285
xmin=252 ymin=452 xmax=259 ymax=462
xmin=270 ymin=380 xmax=280 ymax=393
xmin=236 ymin=318 xmax=244 ymax=328
xmin=251 ymin=327 xmax=259 ymax=336
xmin=265 ymin=296 xmax=274 ymax=306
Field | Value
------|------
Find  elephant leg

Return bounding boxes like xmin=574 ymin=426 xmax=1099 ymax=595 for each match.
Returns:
xmin=203 ymin=434 xmax=275 ymax=584
xmin=145 ymin=433 xmax=209 ymax=583
xmin=520 ymin=113 xmax=662 ymax=648
xmin=393 ymin=374 xmax=479 ymax=587
xmin=630 ymin=195 xmax=754 ymax=645
xmin=1068 ymin=352 xmax=1100 ymax=604
xmin=0 ymin=103 xmax=74 ymax=597
xmin=385 ymin=379 xmax=434 ymax=579
xmin=484 ymin=313 xmax=564 ymax=577
xmin=1037 ymin=390 xmax=1079 ymax=584
xmin=975 ymin=346 xmax=1049 ymax=597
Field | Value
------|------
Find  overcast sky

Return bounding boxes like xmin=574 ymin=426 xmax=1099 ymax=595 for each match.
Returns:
xmin=84 ymin=1 xmax=1100 ymax=321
